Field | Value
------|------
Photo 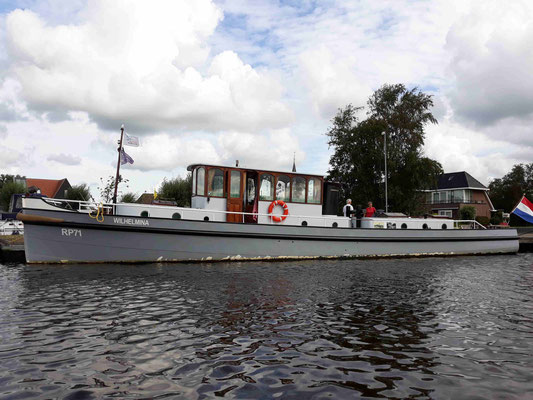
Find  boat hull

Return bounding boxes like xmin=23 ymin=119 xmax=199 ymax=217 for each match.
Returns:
xmin=20 ymin=209 xmax=520 ymax=264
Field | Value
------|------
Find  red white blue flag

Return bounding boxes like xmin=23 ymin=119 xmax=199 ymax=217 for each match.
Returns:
xmin=511 ymin=196 xmax=533 ymax=224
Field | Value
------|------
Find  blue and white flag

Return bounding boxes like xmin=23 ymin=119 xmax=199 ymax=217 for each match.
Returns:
xmin=511 ymin=196 xmax=533 ymax=224
xmin=120 ymin=148 xmax=134 ymax=165
xmin=124 ymin=132 xmax=140 ymax=147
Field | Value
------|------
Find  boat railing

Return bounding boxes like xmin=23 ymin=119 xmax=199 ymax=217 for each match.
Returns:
xmin=34 ymin=197 xmax=487 ymax=229
xmin=454 ymin=220 xmax=487 ymax=230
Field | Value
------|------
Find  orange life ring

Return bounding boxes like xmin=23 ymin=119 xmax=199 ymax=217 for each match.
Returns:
xmin=268 ymin=200 xmax=289 ymax=222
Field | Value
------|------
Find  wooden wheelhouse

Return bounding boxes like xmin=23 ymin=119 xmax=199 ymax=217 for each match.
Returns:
xmin=187 ymin=164 xmax=326 ymax=224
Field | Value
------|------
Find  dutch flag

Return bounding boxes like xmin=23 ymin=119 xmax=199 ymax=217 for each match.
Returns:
xmin=511 ymin=196 xmax=533 ymax=224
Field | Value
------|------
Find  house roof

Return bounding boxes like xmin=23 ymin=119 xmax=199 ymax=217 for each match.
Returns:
xmin=437 ymin=172 xmax=487 ymax=190
xmin=26 ymin=178 xmax=69 ymax=197
xmin=136 ymin=193 xmax=155 ymax=204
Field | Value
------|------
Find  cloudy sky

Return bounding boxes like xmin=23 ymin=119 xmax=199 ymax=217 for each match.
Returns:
xmin=1 ymin=0 xmax=532 ymax=199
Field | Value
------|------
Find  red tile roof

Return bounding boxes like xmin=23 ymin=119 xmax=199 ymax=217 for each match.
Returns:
xmin=26 ymin=179 xmax=66 ymax=197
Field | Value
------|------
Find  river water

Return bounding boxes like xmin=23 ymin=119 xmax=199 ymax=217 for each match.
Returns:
xmin=1 ymin=255 xmax=532 ymax=399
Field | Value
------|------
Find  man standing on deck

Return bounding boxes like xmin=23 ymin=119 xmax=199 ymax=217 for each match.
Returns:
xmin=365 ymin=201 xmax=376 ymax=217
xmin=343 ymin=199 xmax=354 ymax=217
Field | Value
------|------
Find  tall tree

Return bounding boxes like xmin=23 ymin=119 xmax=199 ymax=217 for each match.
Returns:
xmin=489 ymin=163 xmax=533 ymax=212
xmin=326 ymin=84 xmax=442 ymax=214
xmin=158 ymin=174 xmax=192 ymax=207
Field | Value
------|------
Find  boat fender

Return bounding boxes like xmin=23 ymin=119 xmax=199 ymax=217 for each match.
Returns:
xmin=268 ymin=200 xmax=289 ymax=223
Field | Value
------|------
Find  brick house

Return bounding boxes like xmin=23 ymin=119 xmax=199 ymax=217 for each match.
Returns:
xmin=421 ymin=171 xmax=495 ymax=219
xmin=25 ymin=178 xmax=72 ymax=199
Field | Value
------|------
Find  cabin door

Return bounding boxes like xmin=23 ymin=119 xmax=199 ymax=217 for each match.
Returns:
xmin=227 ymin=169 xmax=244 ymax=223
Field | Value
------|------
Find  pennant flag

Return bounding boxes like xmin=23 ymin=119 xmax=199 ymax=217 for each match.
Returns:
xmin=120 ymin=148 xmax=134 ymax=165
xmin=154 ymin=189 xmax=158 ymax=200
xmin=124 ymin=132 xmax=140 ymax=147
xmin=511 ymin=196 xmax=533 ymax=224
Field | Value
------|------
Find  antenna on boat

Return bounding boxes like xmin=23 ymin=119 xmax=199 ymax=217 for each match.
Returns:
xmin=112 ymin=124 xmax=125 ymax=204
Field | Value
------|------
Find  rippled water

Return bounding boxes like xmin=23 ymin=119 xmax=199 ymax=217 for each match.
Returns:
xmin=1 ymin=255 xmax=533 ymax=399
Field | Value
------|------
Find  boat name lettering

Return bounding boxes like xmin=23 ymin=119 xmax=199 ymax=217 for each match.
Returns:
xmin=113 ymin=217 xmax=149 ymax=226
xmin=62 ymin=228 xmax=82 ymax=237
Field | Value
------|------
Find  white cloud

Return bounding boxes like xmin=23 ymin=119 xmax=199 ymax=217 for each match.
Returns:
xmin=446 ymin=1 xmax=533 ymax=126
xmin=4 ymin=0 xmax=291 ymax=132
xmin=298 ymin=46 xmax=371 ymax=118
xmin=217 ymin=129 xmax=304 ymax=171
xmin=47 ymin=153 xmax=81 ymax=165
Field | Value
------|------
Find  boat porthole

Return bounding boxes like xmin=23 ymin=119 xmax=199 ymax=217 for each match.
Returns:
xmin=442 ymin=224 xmax=447 ymax=229
xmin=332 ymin=222 xmax=338 ymax=228
xmin=401 ymin=223 xmax=407 ymax=229
xmin=140 ymin=211 xmax=149 ymax=217
xmin=172 ymin=213 xmax=181 ymax=220
xmin=204 ymin=216 xmax=209 ymax=221
xmin=301 ymin=221 xmax=308 ymax=226
xmin=422 ymin=223 xmax=428 ymax=229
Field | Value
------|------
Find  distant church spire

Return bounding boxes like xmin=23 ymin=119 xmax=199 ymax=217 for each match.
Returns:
xmin=292 ymin=152 xmax=296 ymax=172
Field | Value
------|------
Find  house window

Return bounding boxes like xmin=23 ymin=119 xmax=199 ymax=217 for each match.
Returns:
xmin=208 ymin=168 xmax=224 ymax=197
xmin=276 ymin=175 xmax=290 ymax=202
xmin=432 ymin=192 xmax=440 ymax=203
xmin=438 ymin=210 xmax=453 ymax=218
xmin=464 ymin=190 xmax=472 ymax=202
xmin=452 ymin=190 xmax=464 ymax=202
xmin=259 ymin=174 xmax=274 ymax=201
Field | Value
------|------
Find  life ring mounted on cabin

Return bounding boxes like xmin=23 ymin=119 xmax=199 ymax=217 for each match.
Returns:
xmin=268 ymin=200 xmax=289 ymax=223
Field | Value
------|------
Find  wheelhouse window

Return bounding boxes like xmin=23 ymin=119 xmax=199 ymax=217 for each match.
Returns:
xmin=276 ymin=175 xmax=290 ymax=202
xmin=259 ymin=174 xmax=274 ymax=201
xmin=292 ymin=176 xmax=306 ymax=203
xmin=208 ymin=168 xmax=224 ymax=197
xmin=307 ymin=178 xmax=321 ymax=204
xmin=192 ymin=169 xmax=197 ymax=195
xmin=230 ymin=171 xmax=241 ymax=198
xmin=197 ymin=167 xmax=205 ymax=196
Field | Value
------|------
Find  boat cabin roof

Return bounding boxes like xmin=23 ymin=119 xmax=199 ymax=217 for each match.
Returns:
xmin=187 ymin=164 xmax=324 ymax=179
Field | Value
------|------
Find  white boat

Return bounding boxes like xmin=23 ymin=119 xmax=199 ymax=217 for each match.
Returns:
xmin=18 ymin=163 xmax=518 ymax=263
xmin=0 ymin=220 xmax=24 ymax=236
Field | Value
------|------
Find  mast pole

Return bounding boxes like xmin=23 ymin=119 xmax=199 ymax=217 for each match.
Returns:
xmin=112 ymin=125 xmax=124 ymax=204
xmin=383 ymin=131 xmax=388 ymax=213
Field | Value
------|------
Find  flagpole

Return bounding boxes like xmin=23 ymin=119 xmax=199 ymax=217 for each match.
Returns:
xmin=112 ymin=124 xmax=124 ymax=204
xmin=510 ymin=194 xmax=525 ymax=214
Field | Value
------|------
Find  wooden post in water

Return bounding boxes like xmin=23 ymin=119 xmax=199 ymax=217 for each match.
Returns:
xmin=112 ymin=125 xmax=125 ymax=204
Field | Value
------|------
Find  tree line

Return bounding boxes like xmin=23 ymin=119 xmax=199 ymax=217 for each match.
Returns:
xmin=0 ymin=173 xmax=192 ymax=211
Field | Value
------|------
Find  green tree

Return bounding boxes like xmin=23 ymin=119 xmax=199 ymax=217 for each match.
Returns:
xmin=120 ymin=192 xmax=137 ymax=203
xmin=66 ymin=184 xmax=92 ymax=201
xmin=98 ymin=175 xmax=129 ymax=203
xmin=326 ymin=84 xmax=442 ymax=214
xmin=158 ymin=174 xmax=192 ymax=207
xmin=0 ymin=174 xmax=25 ymax=190
xmin=459 ymin=205 xmax=476 ymax=220
xmin=489 ymin=163 xmax=533 ymax=212
xmin=0 ymin=181 xmax=26 ymax=211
